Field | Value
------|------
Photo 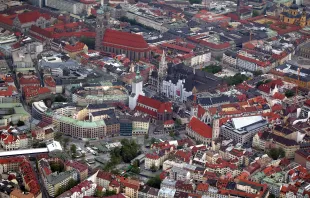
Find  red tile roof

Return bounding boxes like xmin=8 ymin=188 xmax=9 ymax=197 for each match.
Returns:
xmin=145 ymin=153 xmax=160 ymax=160
xmin=0 ymin=86 xmax=16 ymax=97
xmin=237 ymin=54 xmax=270 ymax=67
xmin=19 ymin=76 xmax=40 ymax=86
xmin=65 ymin=160 xmax=88 ymax=173
xmin=44 ymin=76 xmax=56 ymax=87
xmin=161 ymin=42 xmax=192 ymax=53
xmin=174 ymin=150 xmax=191 ymax=163
xmin=273 ymin=92 xmax=285 ymax=100
xmin=30 ymin=25 xmax=53 ymax=38
xmin=258 ymin=84 xmax=270 ymax=94
xmin=305 ymin=99 xmax=310 ymax=107
xmin=1 ymin=133 xmax=18 ymax=144
xmin=0 ymin=14 xmax=13 ymax=26
xmin=23 ymin=86 xmax=51 ymax=98
xmin=97 ymin=171 xmax=113 ymax=181
xmin=17 ymin=11 xmax=51 ymax=24
xmin=103 ymin=29 xmax=150 ymax=52
xmin=196 ymin=183 xmax=209 ymax=192
xmin=64 ymin=42 xmax=86 ymax=52
xmin=136 ymin=95 xmax=172 ymax=113
xmin=197 ymin=105 xmax=206 ymax=119
xmin=187 ymin=116 xmax=212 ymax=139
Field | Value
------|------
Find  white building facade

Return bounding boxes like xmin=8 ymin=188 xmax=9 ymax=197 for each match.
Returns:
xmin=161 ymin=79 xmax=192 ymax=103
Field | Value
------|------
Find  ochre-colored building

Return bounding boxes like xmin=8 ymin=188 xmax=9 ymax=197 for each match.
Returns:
xmin=280 ymin=0 xmax=310 ymax=27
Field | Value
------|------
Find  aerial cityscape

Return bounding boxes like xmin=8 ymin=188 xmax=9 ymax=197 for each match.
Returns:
xmin=0 ymin=0 xmax=309 ymax=197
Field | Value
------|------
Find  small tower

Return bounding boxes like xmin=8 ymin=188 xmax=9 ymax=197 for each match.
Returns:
xmin=157 ymin=50 xmax=168 ymax=93
xmin=95 ymin=4 xmax=110 ymax=51
xmin=129 ymin=66 xmax=145 ymax=110
xmin=300 ymin=8 xmax=307 ymax=27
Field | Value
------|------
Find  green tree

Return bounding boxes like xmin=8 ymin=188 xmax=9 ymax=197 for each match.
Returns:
xmin=150 ymin=137 xmax=156 ymax=144
xmin=253 ymin=10 xmax=259 ymax=17
xmin=144 ymin=134 xmax=149 ymax=139
xmin=67 ymin=178 xmax=77 ymax=189
xmin=203 ymin=65 xmax=222 ymax=74
xmin=253 ymin=70 xmax=263 ymax=76
xmin=63 ymin=137 xmax=70 ymax=149
xmin=146 ymin=175 xmax=161 ymax=189
xmin=267 ymin=147 xmax=286 ymax=160
xmin=285 ymin=90 xmax=295 ymax=98
xmin=150 ymin=163 xmax=157 ymax=172
xmin=189 ymin=0 xmax=202 ymax=4
xmin=175 ymin=119 xmax=182 ymax=126
xmin=50 ymin=162 xmax=64 ymax=172
xmin=104 ymin=190 xmax=117 ymax=196
xmin=95 ymin=189 xmax=104 ymax=197
xmin=131 ymin=165 xmax=140 ymax=174
xmin=268 ymin=194 xmax=276 ymax=198
xmin=54 ymin=132 xmax=63 ymax=141
xmin=70 ymin=144 xmax=77 ymax=154
xmin=56 ymin=186 xmax=66 ymax=196
xmin=55 ymin=95 xmax=67 ymax=102
xmin=17 ymin=120 xmax=25 ymax=127
xmin=80 ymin=36 xmax=95 ymax=49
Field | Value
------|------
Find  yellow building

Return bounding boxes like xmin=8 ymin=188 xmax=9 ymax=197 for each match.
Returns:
xmin=280 ymin=0 xmax=310 ymax=27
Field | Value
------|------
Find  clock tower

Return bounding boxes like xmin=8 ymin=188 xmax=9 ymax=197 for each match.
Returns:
xmin=95 ymin=4 xmax=110 ymax=51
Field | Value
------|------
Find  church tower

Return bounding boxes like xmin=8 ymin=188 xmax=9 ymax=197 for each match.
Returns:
xmin=129 ymin=67 xmax=145 ymax=110
xmin=157 ymin=51 xmax=168 ymax=93
xmin=300 ymin=8 xmax=307 ymax=27
xmin=95 ymin=4 xmax=110 ymax=51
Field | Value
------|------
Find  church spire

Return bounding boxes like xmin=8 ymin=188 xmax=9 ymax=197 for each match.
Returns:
xmin=158 ymin=50 xmax=167 ymax=78
xmin=134 ymin=66 xmax=143 ymax=83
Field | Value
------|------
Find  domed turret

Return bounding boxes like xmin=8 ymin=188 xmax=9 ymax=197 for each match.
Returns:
xmin=290 ymin=0 xmax=299 ymax=9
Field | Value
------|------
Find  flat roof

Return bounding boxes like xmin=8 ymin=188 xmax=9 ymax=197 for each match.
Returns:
xmin=0 ymin=148 xmax=48 ymax=157
xmin=232 ymin=116 xmax=263 ymax=130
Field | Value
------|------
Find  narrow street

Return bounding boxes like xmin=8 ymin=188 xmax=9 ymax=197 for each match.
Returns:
xmin=30 ymin=161 xmax=52 ymax=198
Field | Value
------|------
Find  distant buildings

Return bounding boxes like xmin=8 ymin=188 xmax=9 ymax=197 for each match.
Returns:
xmin=280 ymin=1 xmax=310 ymax=27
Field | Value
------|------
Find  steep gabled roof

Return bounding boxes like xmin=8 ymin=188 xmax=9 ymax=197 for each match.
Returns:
xmin=188 ymin=116 xmax=212 ymax=139
xmin=16 ymin=11 xmax=51 ymax=24
xmin=103 ymin=29 xmax=149 ymax=50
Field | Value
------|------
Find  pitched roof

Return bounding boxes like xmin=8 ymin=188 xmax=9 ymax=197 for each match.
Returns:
xmin=19 ymin=76 xmax=40 ymax=85
xmin=64 ymin=42 xmax=86 ymax=52
xmin=44 ymin=76 xmax=56 ymax=87
xmin=136 ymin=95 xmax=172 ymax=113
xmin=30 ymin=25 xmax=53 ymax=38
xmin=17 ymin=11 xmax=51 ymax=24
xmin=103 ymin=29 xmax=149 ymax=51
xmin=273 ymin=92 xmax=285 ymax=100
xmin=23 ymin=86 xmax=51 ymax=98
xmin=187 ymin=116 xmax=212 ymax=139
